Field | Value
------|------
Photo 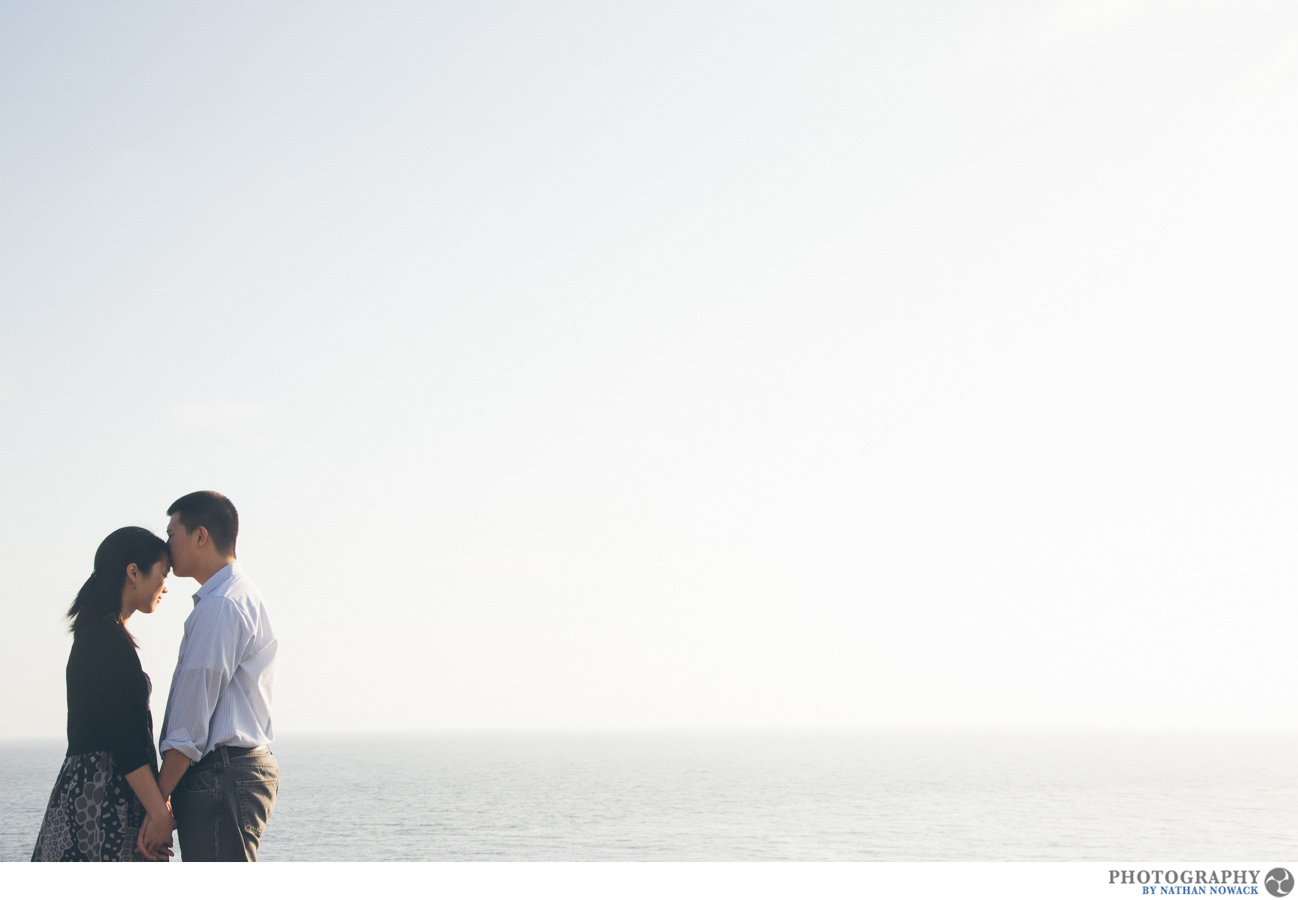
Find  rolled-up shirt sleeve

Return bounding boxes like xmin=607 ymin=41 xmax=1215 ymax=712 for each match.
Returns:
xmin=159 ymin=598 xmax=249 ymax=762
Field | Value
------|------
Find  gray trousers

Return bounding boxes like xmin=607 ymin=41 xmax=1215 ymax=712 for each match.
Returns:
xmin=172 ymin=746 xmax=278 ymax=862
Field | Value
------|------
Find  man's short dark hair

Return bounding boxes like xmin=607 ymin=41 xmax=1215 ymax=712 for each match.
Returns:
xmin=168 ymin=491 xmax=239 ymax=556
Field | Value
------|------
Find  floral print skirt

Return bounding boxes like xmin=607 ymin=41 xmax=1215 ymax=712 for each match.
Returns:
xmin=31 ymin=751 xmax=148 ymax=862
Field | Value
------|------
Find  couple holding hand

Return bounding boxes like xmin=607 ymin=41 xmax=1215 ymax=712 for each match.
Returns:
xmin=32 ymin=491 xmax=279 ymax=862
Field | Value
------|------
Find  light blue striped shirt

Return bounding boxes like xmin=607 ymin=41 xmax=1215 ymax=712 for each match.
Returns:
xmin=159 ymin=562 xmax=277 ymax=763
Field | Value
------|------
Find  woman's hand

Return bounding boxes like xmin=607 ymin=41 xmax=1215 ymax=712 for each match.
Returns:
xmin=123 ymin=764 xmax=177 ymax=860
xmin=137 ymin=809 xmax=176 ymax=861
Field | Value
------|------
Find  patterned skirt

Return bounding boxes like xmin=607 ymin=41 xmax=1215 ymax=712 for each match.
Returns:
xmin=31 ymin=751 xmax=148 ymax=862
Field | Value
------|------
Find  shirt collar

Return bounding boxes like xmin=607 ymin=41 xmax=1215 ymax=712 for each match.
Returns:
xmin=192 ymin=561 xmax=242 ymax=606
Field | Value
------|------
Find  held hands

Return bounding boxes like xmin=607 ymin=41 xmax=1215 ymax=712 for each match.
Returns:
xmin=136 ymin=803 xmax=176 ymax=861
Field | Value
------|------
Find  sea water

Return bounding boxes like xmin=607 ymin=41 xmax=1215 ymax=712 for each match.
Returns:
xmin=1 ymin=731 xmax=1293 ymax=862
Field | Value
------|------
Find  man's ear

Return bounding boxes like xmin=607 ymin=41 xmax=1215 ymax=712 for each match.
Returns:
xmin=195 ymin=526 xmax=209 ymax=548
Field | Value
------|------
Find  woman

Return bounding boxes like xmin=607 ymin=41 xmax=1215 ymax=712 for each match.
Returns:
xmin=32 ymin=526 xmax=177 ymax=862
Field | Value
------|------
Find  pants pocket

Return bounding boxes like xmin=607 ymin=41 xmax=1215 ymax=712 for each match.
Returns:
xmin=181 ymin=768 xmax=219 ymax=794
xmin=235 ymin=775 xmax=278 ymax=838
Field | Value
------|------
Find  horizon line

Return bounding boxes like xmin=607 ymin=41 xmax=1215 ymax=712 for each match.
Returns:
xmin=5 ymin=723 xmax=1298 ymax=744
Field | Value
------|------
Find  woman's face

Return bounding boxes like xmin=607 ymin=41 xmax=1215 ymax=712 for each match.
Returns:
xmin=125 ymin=558 xmax=170 ymax=616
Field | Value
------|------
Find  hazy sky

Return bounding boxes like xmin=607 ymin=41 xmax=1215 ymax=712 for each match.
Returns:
xmin=2 ymin=0 xmax=1295 ymax=739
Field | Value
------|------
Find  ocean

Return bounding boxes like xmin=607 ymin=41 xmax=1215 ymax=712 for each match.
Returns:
xmin=2 ymin=731 xmax=1293 ymax=862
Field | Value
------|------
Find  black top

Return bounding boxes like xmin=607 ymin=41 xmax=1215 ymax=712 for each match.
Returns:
xmin=65 ymin=618 xmax=156 ymax=774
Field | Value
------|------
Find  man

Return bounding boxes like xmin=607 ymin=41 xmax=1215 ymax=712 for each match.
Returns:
xmin=144 ymin=490 xmax=279 ymax=862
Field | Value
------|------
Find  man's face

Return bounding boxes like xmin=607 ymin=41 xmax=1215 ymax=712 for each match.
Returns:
xmin=166 ymin=512 xmax=198 ymax=579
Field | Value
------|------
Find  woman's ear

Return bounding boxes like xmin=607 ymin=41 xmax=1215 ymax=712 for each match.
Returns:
xmin=126 ymin=563 xmax=139 ymax=585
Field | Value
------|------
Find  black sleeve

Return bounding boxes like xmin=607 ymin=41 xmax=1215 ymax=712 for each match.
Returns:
xmin=88 ymin=626 xmax=156 ymax=774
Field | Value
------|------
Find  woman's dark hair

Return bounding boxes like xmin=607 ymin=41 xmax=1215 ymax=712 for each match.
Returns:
xmin=67 ymin=526 xmax=169 ymax=648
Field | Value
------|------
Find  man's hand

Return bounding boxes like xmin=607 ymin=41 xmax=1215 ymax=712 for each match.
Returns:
xmin=136 ymin=808 xmax=176 ymax=861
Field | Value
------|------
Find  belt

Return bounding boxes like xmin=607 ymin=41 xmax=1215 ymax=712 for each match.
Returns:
xmin=190 ymin=745 xmax=271 ymax=771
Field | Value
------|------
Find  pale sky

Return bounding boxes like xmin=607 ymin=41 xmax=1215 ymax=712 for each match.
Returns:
xmin=2 ymin=0 xmax=1295 ymax=739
